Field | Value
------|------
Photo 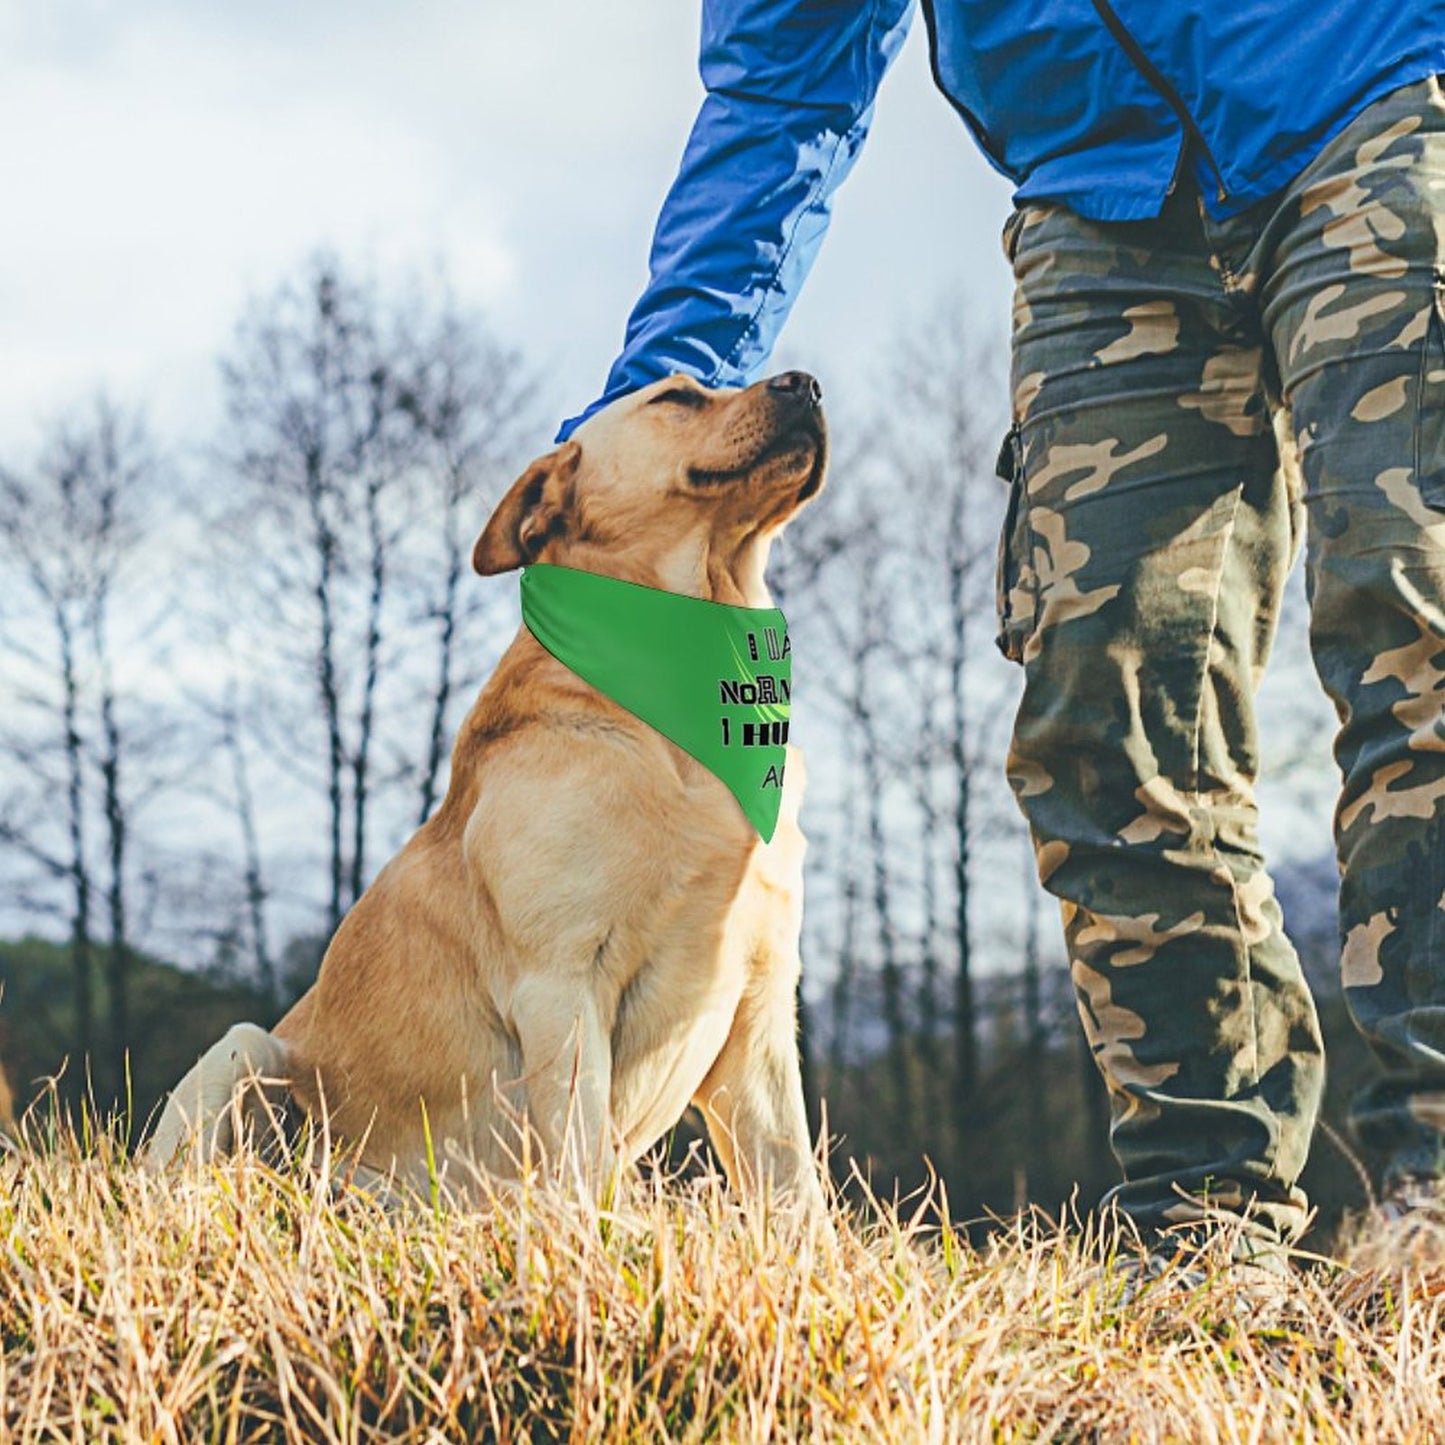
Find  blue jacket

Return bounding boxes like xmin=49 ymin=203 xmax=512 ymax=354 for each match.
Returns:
xmin=559 ymin=0 xmax=1445 ymax=438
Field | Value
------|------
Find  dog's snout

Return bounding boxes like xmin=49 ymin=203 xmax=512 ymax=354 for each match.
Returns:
xmin=766 ymin=371 xmax=822 ymax=407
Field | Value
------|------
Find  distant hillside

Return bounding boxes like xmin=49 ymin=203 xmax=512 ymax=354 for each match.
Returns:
xmin=0 ymin=936 xmax=277 ymax=1142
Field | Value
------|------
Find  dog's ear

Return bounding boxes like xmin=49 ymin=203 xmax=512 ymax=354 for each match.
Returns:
xmin=472 ymin=443 xmax=582 ymax=576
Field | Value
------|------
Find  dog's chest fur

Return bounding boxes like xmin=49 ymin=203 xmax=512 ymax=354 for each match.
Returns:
xmin=545 ymin=740 xmax=806 ymax=1162
xmin=278 ymin=666 xmax=808 ymax=1186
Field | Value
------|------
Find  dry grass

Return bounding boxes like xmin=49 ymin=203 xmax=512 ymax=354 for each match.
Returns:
xmin=3 ymin=1121 xmax=1445 ymax=1444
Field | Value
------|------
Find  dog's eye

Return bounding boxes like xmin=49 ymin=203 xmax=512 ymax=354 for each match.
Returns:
xmin=649 ymin=386 xmax=706 ymax=409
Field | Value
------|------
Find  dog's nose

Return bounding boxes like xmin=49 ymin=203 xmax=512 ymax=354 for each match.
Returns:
xmin=766 ymin=371 xmax=822 ymax=407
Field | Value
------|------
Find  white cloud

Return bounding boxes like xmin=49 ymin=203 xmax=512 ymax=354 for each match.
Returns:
xmin=0 ymin=1 xmax=1014 ymax=448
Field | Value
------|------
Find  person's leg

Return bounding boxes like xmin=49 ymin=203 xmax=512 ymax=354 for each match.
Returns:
xmin=1001 ymin=192 xmax=1325 ymax=1243
xmin=1262 ymin=76 xmax=1445 ymax=1187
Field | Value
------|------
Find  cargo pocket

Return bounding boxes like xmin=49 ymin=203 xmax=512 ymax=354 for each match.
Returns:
xmin=1414 ymin=270 xmax=1445 ymax=509
xmin=994 ymin=424 xmax=1038 ymax=665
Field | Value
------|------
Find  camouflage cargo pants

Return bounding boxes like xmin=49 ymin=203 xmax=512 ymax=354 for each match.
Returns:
xmin=1000 ymin=75 xmax=1445 ymax=1241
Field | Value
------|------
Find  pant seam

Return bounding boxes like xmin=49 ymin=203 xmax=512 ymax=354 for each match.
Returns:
xmin=1186 ymin=485 xmax=1241 ymax=800
xmin=1189 ymin=481 xmax=1282 ymax=1184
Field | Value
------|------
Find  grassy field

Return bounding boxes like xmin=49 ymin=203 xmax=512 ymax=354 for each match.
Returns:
xmin=3 ymin=1123 xmax=1444 ymax=1444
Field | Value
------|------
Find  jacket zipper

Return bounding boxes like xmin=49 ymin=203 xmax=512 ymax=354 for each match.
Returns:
xmin=1088 ymin=0 xmax=1230 ymax=204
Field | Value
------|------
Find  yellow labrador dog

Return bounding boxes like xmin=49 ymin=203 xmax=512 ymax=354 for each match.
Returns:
xmin=147 ymin=370 xmax=828 ymax=1212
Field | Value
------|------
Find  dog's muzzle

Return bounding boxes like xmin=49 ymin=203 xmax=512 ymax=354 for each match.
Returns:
xmin=765 ymin=372 xmax=826 ymax=501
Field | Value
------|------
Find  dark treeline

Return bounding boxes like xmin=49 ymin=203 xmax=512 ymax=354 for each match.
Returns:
xmin=0 ymin=260 xmax=1374 ymax=1239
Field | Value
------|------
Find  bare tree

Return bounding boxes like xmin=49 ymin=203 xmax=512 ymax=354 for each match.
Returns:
xmin=0 ymin=399 xmax=160 ymax=1098
xmin=220 ymin=680 xmax=276 ymax=1003
xmin=395 ymin=300 xmax=539 ymax=825
xmin=912 ymin=672 xmax=947 ymax=1124
xmin=825 ymin=728 xmax=864 ymax=1080
xmin=75 ymin=408 xmax=156 ymax=1093
xmin=875 ymin=314 xmax=1009 ymax=1127
xmin=210 ymin=255 xmax=541 ymax=962
xmin=769 ymin=306 xmax=1027 ymax=1180
xmin=853 ymin=561 xmax=913 ymax=1140
xmin=1021 ymin=828 xmax=1047 ymax=1155
xmin=218 ymin=260 xmax=419 ymax=933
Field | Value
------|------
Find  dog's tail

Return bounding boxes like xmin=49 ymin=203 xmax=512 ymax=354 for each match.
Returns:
xmin=143 ymin=1023 xmax=292 ymax=1170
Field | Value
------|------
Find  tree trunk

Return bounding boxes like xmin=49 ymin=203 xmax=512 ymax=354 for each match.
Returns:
xmin=350 ymin=471 xmax=387 ymax=905
xmin=57 ymin=609 xmax=92 ymax=1103
xmin=418 ymin=478 xmax=463 ymax=827
xmin=1022 ymin=830 xmax=1047 ymax=1190
xmin=305 ymin=453 xmax=346 ymax=936
xmin=946 ymin=489 xmax=977 ymax=1110
xmin=796 ymin=977 xmax=821 ymax=1139
xmin=827 ymin=736 xmax=862 ymax=1082
xmin=223 ymin=686 xmax=276 ymax=1005
xmin=858 ymin=680 xmax=911 ymax=1147
xmin=914 ymin=685 xmax=943 ymax=1129
xmin=94 ymin=615 xmax=128 ymax=1102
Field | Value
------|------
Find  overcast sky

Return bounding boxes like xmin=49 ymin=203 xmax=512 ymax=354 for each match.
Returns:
xmin=0 ymin=0 xmax=1340 ymax=883
xmin=0 ymin=0 xmax=1016 ymax=450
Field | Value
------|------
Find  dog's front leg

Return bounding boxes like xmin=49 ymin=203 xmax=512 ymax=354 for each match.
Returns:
xmin=508 ymin=977 xmax=617 ymax=1198
xmin=694 ymin=970 xmax=825 ymax=1220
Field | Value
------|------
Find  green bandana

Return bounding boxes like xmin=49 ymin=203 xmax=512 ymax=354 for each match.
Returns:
xmin=519 ymin=563 xmax=791 ymax=842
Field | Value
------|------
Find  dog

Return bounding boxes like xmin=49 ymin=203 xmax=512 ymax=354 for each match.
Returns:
xmin=146 ymin=370 xmax=829 ymax=1213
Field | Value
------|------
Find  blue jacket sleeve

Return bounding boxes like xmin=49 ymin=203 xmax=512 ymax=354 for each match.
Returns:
xmin=557 ymin=0 xmax=915 ymax=440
